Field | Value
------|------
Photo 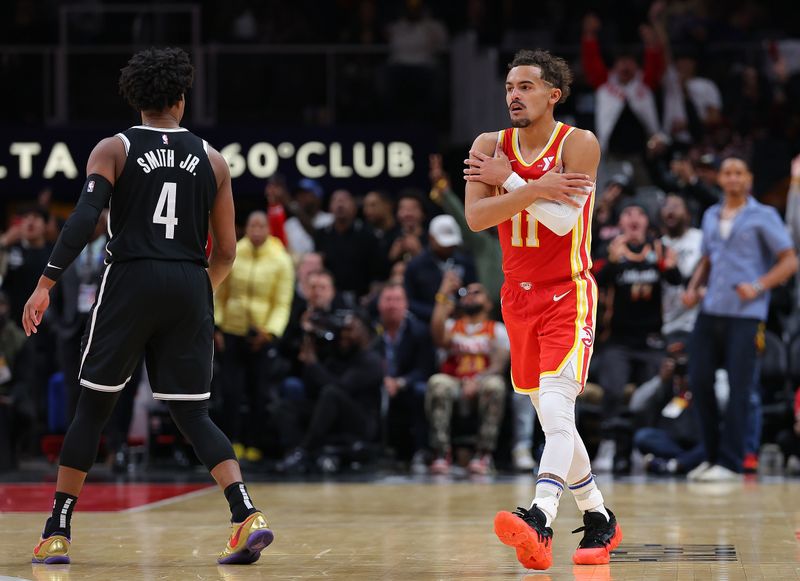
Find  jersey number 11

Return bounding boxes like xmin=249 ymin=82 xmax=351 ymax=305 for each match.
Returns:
xmin=511 ymin=212 xmax=539 ymax=248
xmin=153 ymin=182 xmax=179 ymax=239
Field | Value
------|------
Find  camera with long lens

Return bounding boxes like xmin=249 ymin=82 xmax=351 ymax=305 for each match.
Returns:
xmin=305 ymin=309 xmax=352 ymax=342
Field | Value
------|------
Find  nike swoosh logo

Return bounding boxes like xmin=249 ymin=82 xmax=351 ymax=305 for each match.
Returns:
xmin=230 ymin=521 xmax=246 ymax=548
xmin=553 ymin=290 xmax=572 ymax=302
xmin=47 ymin=262 xmax=63 ymax=270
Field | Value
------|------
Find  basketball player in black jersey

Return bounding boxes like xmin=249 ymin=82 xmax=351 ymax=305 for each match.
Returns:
xmin=24 ymin=47 xmax=273 ymax=566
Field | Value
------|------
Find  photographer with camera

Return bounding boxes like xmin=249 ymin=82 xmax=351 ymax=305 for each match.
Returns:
xmin=630 ymin=340 xmax=704 ymax=475
xmin=214 ymin=211 xmax=294 ymax=463
xmin=276 ymin=269 xmax=353 ymax=414
xmin=276 ymin=311 xmax=384 ymax=472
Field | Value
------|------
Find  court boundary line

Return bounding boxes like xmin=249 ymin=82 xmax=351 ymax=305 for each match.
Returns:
xmin=120 ymin=485 xmax=217 ymax=513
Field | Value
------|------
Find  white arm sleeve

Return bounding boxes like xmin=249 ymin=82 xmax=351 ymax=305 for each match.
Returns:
xmin=503 ymin=171 xmax=593 ymax=237
xmin=525 ymin=191 xmax=590 ymax=237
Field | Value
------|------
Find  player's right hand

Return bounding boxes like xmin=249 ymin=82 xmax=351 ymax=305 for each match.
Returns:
xmin=22 ymin=287 xmax=50 ymax=337
xmin=532 ymin=164 xmax=594 ymax=208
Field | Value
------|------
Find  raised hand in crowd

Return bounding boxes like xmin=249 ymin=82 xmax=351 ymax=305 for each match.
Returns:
xmin=0 ymin=223 xmax=22 ymax=248
xmin=663 ymin=246 xmax=678 ymax=270
xmin=438 ymin=269 xmax=462 ymax=299
xmin=429 ymin=154 xmax=450 ymax=193
xmin=607 ymin=234 xmax=630 ymax=264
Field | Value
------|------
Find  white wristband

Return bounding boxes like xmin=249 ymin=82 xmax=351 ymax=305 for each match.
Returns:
xmin=502 ymin=171 xmax=526 ymax=192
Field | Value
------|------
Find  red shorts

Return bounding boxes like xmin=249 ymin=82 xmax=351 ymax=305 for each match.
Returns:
xmin=501 ymin=271 xmax=597 ymax=392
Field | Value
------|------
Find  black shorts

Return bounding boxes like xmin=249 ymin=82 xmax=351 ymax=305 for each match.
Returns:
xmin=78 ymin=259 xmax=214 ymax=400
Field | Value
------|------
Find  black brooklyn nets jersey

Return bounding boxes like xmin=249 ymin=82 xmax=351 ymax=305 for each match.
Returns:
xmin=109 ymin=126 xmax=216 ymax=266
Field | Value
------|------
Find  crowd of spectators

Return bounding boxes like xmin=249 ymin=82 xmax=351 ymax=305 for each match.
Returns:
xmin=3 ymin=149 xmax=800 ymax=478
xmin=2 ymin=0 xmax=800 ymax=479
xmin=4 ymin=0 xmax=800 ymax=132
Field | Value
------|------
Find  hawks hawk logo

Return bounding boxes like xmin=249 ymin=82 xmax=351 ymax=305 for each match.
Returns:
xmin=162 ymin=134 xmax=169 ymax=145
xmin=581 ymin=325 xmax=594 ymax=348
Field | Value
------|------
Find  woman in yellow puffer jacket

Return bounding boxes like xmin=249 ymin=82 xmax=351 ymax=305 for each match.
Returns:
xmin=214 ymin=211 xmax=294 ymax=462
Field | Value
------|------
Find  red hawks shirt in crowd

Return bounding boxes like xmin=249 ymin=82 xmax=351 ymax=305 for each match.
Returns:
xmin=440 ymin=318 xmax=510 ymax=378
xmin=267 ymin=202 xmax=288 ymax=247
xmin=496 ymin=122 xmax=594 ymax=286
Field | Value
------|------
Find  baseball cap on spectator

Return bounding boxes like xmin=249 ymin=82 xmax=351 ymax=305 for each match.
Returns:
xmin=297 ymin=178 xmax=324 ymax=199
xmin=606 ymin=173 xmax=634 ymax=196
xmin=618 ymin=197 xmax=650 ymax=217
xmin=429 ymin=214 xmax=463 ymax=247
xmin=697 ymin=153 xmax=720 ymax=170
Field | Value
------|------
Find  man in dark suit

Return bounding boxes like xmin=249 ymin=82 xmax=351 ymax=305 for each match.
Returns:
xmin=374 ymin=283 xmax=436 ymax=466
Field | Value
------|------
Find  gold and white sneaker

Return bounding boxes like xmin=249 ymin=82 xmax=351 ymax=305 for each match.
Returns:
xmin=32 ymin=534 xmax=70 ymax=564
xmin=217 ymin=512 xmax=274 ymax=565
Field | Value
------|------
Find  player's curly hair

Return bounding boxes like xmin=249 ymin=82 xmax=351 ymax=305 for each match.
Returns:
xmin=118 ymin=47 xmax=194 ymax=112
xmin=508 ymin=49 xmax=573 ymax=104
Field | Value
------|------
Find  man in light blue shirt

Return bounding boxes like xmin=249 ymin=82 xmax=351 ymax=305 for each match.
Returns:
xmin=683 ymin=157 xmax=797 ymax=481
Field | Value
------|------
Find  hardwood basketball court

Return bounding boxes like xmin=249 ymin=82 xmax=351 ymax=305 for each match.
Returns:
xmin=1 ymin=476 xmax=798 ymax=580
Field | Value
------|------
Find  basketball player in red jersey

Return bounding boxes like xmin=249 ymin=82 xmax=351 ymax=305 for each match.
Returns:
xmin=463 ymin=49 xmax=622 ymax=570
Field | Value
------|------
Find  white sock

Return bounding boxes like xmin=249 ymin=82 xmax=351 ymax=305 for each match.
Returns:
xmin=531 ymin=480 xmax=562 ymax=528
xmin=569 ymin=473 xmax=609 ymax=520
xmin=527 ymin=375 xmax=582 ymax=528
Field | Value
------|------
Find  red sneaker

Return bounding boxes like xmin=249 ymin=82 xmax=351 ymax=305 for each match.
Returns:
xmin=494 ymin=505 xmax=553 ymax=570
xmin=429 ymin=454 xmax=451 ymax=475
xmin=743 ymin=453 xmax=759 ymax=474
xmin=572 ymin=509 xmax=623 ymax=565
xmin=468 ymin=453 xmax=493 ymax=475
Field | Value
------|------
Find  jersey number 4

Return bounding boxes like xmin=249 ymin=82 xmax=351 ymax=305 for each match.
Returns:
xmin=510 ymin=212 xmax=539 ymax=247
xmin=153 ymin=182 xmax=179 ymax=239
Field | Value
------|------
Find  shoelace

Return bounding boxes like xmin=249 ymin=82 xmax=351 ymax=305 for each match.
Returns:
xmin=512 ymin=507 xmax=551 ymax=543
xmin=571 ymin=522 xmax=610 ymax=546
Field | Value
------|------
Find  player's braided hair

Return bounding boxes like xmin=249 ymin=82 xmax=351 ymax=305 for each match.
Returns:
xmin=509 ymin=49 xmax=573 ymax=104
xmin=119 ymin=47 xmax=194 ymax=112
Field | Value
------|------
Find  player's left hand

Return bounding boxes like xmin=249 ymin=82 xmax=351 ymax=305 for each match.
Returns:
xmin=735 ymin=283 xmax=760 ymax=302
xmin=463 ymin=141 xmax=513 ymax=187
xmin=22 ymin=287 xmax=50 ymax=337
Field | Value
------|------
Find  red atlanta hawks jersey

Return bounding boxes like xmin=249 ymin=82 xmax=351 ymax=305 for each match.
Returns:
xmin=495 ymin=122 xmax=594 ymax=285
